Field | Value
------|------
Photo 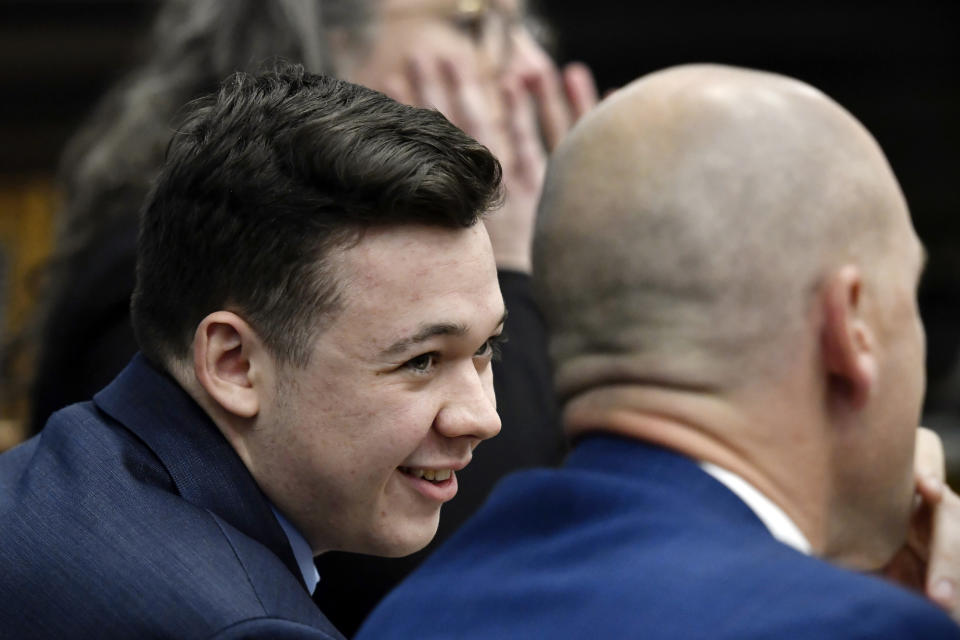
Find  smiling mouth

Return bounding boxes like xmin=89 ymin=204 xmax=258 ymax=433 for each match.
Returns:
xmin=398 ymin=467 xmax=453 ymax=483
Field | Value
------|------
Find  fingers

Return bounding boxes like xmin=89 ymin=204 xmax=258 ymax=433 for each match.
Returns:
xmin=526 ymin=65 xmax=571 ymax=152
xmin=501 ymin=76 xmax=545 ymax=186
xmin=393 ymin=51 xmax=598 ymax=159
xmin=916 ymin=426 xmax=947 ymax=484
xmin=395 ymin=52 xmax=541 ymax=275
xmin=917 ymin=474 xmax=946 ymax=507
xmin=406 ymin=56 xmax=454 ymax=117
xmin=883 ymin=430 xmax=955 ymax=611
xmin=882 ymin=543 xmax=928 ymax=593
xmin=525 ymin=59 xmax=600 ymax=151
xmin=437 ymin=58 xmax=500 ymax=153
xmin=482 ymin=77 xmax=542 ymax=275
xmin=925 ymin=485 xmax=960 ymax=621
xmin=506 ymin=28 xmax=571 ymax=151
xmin=396 ymin=55 xmax=509 ymax=162
xmin=561 ymin=62 xmax=599 ymax=122
xmin=910 ymin=427 xmax=960 ymax=622
xmin=381 ymin=74 xmax=414 ymax=107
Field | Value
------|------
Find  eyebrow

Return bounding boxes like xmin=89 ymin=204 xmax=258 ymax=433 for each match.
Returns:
xmin=380 ymin=309 xmax=508 ymax=358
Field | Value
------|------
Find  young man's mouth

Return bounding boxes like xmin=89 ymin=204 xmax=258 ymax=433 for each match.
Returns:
xmin=398 ymin=467 xmax=453 ymax=483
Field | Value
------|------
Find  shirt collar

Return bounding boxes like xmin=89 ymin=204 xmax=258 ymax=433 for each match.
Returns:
xmin=699 ymin=461 xmax=812 ymax=555
xmin=270 ymin=505 xmax=320 ymax=595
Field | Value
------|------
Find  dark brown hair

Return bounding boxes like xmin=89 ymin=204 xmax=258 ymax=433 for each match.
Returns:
xmin=131 ymin=62 xmax=502 ymax=367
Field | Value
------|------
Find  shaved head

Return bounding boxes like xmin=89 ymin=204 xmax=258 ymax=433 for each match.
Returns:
xmin=534 ymin=64 xmax=913 ymax=402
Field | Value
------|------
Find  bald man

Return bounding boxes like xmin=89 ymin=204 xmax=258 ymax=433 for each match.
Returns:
xmin=355 ymin=64 xmax=960 ymax=638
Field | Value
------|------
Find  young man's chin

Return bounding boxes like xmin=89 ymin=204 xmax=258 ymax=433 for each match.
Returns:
xmin=365 ymin=513 xmax=442 ymax=558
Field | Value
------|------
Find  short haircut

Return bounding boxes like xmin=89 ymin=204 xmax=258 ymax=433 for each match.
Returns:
xmin=131 ymin=62 xmax=502 ymax=368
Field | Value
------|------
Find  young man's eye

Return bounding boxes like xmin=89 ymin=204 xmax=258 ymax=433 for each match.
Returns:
xmin=404 ymin=353 xmax=436 ymax=373
xmin=474 ymin=334 xmax=507 ymax=361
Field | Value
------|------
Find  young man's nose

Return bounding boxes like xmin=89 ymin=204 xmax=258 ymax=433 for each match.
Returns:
xmin=433 ymin=366 xmax=501 ymax=442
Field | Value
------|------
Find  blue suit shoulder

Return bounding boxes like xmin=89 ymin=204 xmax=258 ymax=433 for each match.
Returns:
xmin=358 ymin=436 xmax=960 ymax=639
xmin=0 ymin=389 xmax=340 ymax=639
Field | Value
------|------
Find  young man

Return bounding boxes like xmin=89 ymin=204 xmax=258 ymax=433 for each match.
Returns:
xmin=28 ymin=5 xmax=594 ymax=628
xmin=356 ymin=64 xmax=960 ymax=638
xmin=0 ymin=64 xmax=504 ymax=638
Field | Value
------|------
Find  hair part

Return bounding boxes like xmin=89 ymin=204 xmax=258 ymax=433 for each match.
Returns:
xmin=131 ymin=62 xmax=502 ymax=368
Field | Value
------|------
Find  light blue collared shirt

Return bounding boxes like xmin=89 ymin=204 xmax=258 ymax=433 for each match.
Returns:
xmin=270 ymin=505 xmax=320 ymax=595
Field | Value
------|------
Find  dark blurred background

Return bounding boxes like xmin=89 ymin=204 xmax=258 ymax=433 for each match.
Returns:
xmin=0 ymin=0 xmax=957 ymax=447
xmin=547 ymin=0 xmax=960 ymax=403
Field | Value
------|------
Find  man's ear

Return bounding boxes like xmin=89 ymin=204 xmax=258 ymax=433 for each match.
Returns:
xmin=192 ymin=311 xmax=266 ymax=419
xmin=820 ymin=265 xmax=877 ymax=410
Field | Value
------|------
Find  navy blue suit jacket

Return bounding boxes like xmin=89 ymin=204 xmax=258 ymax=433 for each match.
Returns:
xmin=358 ymin=435 xmax=960 ymax=639
xmin=0 ymin=355 xmax=344 ymax=639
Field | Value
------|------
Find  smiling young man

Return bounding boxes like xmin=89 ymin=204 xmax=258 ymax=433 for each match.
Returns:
xmin=224 ymin=223 xmax=505 ymax=558
xmin=0 ymin=64 xmax=504 ymax=638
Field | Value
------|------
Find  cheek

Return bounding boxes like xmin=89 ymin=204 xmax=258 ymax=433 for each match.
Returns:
xmin=381 ymin=392 xmax=441 ymax=441
xmin=344 ymin=388 xmax=442 ymax=464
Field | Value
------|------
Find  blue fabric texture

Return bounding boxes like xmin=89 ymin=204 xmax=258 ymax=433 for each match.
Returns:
xmin=358 ymin=434 xmax=960 ymax=639
xmin=0 ymin=354 xmax=343 ymax=639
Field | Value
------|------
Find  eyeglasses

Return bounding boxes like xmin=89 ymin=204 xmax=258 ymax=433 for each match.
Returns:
xmin=383 ymin=0 xmax=524 ymax=70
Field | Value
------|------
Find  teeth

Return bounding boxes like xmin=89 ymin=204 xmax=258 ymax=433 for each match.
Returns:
xmin=400 ymin=467 xmax=453 ymax=482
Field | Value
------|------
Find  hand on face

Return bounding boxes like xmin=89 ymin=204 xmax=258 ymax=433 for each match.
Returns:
xmin=882 ymin=427 xmax=960 ymax=622
xmin=505 ymin=27 xmax=598 ymax=152
xmin=381 ymin=42 xmax=598 ymax=273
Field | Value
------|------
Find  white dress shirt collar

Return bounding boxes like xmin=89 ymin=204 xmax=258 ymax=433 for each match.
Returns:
xmin=699 ymin=461 xmax=812 ymax=555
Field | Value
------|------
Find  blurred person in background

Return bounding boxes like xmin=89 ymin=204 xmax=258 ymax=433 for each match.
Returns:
xmin=30 ymin=0 xmax=595 ymax=431
xmin=25 ymin=0 xmax=596 ymax=635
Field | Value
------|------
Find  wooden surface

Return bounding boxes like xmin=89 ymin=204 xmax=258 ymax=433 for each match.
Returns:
xmin=0 ymin=177 xmax=57 ymax=445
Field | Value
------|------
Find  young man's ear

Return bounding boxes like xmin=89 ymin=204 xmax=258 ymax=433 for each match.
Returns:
xmin=192 ymin=311 xmax=267 ymax=419
xmin=820 ymin=264 xmax=877 ymax=410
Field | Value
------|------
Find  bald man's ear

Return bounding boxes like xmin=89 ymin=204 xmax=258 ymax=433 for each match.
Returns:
xmin=820 ymin=265 xmax=877 ymax=410
xmin=192 ymin=311 xmax=266 ymax=420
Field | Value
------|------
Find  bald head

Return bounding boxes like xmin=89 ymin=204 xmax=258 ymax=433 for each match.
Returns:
xmin=534 ymin=64 xmax=912 ymax=402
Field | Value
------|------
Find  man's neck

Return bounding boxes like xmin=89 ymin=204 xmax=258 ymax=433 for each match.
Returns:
xmin=700 ymin=461 xmax=812 ymax=554
xmin=562 ymin=384 xmax=831 ymax=556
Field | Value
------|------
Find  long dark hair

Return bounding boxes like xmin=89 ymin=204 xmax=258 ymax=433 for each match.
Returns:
xmin=9 ymin=0 xmax=372 ymax=434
